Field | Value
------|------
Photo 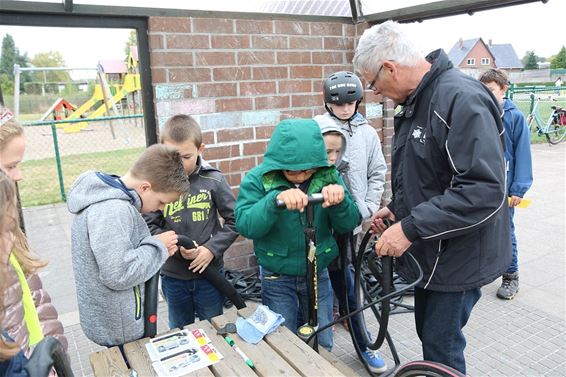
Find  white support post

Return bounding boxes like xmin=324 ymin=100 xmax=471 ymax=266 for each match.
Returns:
xmin=13 ymin=64 xmax=20 ymax=117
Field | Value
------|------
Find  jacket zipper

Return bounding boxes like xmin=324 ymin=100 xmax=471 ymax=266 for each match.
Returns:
xmin=423 ymin=240 xmax=442 ymax=289
xmin=133 ymin=285 xmax=142 ymax=320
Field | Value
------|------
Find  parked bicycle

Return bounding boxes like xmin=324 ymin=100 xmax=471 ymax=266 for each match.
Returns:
xmin=526 ymin=93 xmax=566 ymax=144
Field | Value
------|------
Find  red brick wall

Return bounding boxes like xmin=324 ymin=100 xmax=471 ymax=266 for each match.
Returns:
xmin=459 ymin=41 xmax=496 ymax=69
xmin=148 ymin=16 xmax=392 ymax=273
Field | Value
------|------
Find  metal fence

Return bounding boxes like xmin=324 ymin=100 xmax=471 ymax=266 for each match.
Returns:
xmin=20 ymin=114 xmax=147 ymax=207
xmin=508 ymin=85 xmax=566 ymax=119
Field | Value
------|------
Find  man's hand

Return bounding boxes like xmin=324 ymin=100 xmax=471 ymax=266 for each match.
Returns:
xmin=276 ymin=188 xmax=308 ymax=212
xmin=155 ymin=231 xmax=178 ymax=256
xmin=509 ymin=195 xmax=522 ymax=207
xmin=321 ymin=184 xmax=345 ymax=208
xmin=189 ymin=246 xmax=215 ymax=274
xmin=370 ymin=207 xmax=396 ymax=234
xmin=375 ymin=222 xmax=412 ymax=257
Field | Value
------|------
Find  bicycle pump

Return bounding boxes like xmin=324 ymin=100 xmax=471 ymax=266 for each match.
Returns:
xmin=276 ymin=193 xmax=325 ymax=351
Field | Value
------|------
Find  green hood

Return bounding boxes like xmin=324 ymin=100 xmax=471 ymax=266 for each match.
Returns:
xmin=260 ymin=119 xmax=329 ymax=174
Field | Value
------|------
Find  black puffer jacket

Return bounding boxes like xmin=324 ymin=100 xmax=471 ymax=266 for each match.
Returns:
xmin=391 ymin=49 xmax=512 ymax=292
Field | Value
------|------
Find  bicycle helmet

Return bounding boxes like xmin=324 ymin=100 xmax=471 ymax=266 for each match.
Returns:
xmin=323 ymin=71 xmax=363 ymax=105
xmin=323 ymin=71 xmax=364 ymax=122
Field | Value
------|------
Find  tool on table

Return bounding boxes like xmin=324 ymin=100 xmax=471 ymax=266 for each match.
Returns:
xmin=216 ymin=322 xmax=237 ymax=335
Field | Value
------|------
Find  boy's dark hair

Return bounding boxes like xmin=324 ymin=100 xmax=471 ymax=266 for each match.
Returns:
xmin=160 ymin=114 xmax=202 ymax=147
xmin=130 ymin=144 xmax=190 ymax=193
xmin=479 ymin=68 xmax=509 ymax=89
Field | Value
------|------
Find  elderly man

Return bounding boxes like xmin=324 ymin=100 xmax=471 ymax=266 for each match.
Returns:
xmin=353 ymin=21 xmax=511 ymax=374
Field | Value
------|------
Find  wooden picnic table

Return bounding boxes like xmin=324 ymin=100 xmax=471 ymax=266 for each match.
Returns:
xmin=89 ymin=304 xmax=355 ymax=377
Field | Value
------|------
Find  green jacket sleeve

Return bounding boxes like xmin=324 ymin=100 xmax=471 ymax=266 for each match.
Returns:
xmin=235 ymin=174 xmax=284 ymax=239
xmin=327 ymin=176 xmax=361 ymax=233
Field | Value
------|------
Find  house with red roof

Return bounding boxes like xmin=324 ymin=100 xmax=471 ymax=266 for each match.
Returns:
xmin=447 ymin=38 xmax=523 ymax=76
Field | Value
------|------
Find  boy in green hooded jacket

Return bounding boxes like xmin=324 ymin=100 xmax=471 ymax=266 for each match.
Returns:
xmin=235 ymin=119 xmax=360 ymax=350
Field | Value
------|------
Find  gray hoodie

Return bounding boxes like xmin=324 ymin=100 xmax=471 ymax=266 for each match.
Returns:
xmin=67 ymin=171 xmax=168 ymax=346
xmin=314 ymin=112 xmax=386 ymax=219
xmin=316 ymin=115 xmax=351 ymax=188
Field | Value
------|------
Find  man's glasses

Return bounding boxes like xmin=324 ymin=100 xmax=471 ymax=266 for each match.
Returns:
xmin=366 ymin=64 xmax=384 ymax=92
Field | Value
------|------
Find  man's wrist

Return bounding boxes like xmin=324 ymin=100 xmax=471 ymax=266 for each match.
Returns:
xmin=400 ymin=215 xmax=419 ymax=242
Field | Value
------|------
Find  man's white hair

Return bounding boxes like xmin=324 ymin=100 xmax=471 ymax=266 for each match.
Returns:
xmin=353 ymin=21 xmax=423 ymax=74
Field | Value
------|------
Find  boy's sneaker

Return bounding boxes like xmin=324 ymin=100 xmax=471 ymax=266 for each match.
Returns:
xmin=496 ymin=272 xmax=519 ymax=300
xmin=361 ymin=349 xmax=387 ymax=373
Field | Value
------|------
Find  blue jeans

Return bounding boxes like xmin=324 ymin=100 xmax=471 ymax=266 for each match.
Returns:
xmin=161 ymin=274 xmax=224 ymax=329
xmin=261 ymin=267 xmax=334 ymax=351
xmin=414 ymin=287 xmax=481 ymax=375
xmin=507 ymin=207 xmax=518 ymax=274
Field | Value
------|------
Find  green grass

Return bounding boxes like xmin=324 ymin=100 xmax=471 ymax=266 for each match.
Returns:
xmin=19 ymin=147 xmax=144 ymax=207
xmin=18 ymin=113 xmax=45 ymax=122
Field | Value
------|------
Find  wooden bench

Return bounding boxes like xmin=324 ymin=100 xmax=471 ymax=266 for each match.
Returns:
xmin=90 ymin=303 xmax=356 ymax=376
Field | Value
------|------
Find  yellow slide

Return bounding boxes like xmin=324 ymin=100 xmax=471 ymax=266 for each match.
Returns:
xmin=60 ymin=73 xmax=140 ymax=133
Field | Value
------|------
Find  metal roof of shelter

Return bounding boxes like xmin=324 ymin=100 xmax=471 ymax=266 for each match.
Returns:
xmin=0 ymin=0 xmax=549 ymax=24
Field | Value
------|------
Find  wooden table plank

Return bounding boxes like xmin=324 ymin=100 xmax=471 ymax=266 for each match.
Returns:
xmin=264 ymin=325 xmax=346 ymax=377
xmin=210 ymin=312 xmax=301 ymax=377
xmin=123 ymin=337 xmax=156 ymax=377
xmin=238 ymin=303 xmax=347 ymax=377
xmin=186 ymin=321 xmax=256 ymax=377
xmin=89 ymin=346 xmax=129 ymax=377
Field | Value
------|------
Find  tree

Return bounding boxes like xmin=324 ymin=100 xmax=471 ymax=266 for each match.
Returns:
xmin=522 ymin=51 xmax=539 ymax=70
xmin=124 ymin=30 xmax=137 ymax=59
xmin=550 ymin=46 xmax=566 ymax=69
xmin=30 ymin=51 xmax=72 ymax=94
xmin=0 ymin=34 xmax=31 ymax=94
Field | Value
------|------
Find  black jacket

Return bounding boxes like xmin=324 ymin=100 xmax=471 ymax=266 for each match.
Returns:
xmin=391 ymin=50 xmax=512 ymax=292
xmin=144 ymin=157 xmax=238 ymax=280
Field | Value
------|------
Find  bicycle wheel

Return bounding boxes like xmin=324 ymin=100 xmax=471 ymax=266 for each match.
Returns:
xmin=546 ymin=114 xmax=566 ymax=144
xmin=394 ymin=360 xmax=466 ymax=377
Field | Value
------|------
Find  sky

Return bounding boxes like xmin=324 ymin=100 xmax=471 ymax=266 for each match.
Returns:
xmin=399 ymin=0 xmax=564 ymax=59
xmin=0 ymin=0 xmax=564 ymax=81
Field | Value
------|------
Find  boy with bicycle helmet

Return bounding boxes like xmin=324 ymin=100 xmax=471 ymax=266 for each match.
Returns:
xmin=314 ymin=71 xmax=386 ymax=222
xmin=314 ymin=71 xmax=387 ymax=372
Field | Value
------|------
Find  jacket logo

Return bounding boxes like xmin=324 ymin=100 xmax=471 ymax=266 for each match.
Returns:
xmin=412 ymin=126 xmax=426 ymax=144
xmin=163 ymin=191 xmax=211 ymax=222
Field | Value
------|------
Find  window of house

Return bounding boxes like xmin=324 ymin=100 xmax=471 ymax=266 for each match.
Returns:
xmin=481 ymin=58 xmax=490 ymax=65
xmin=467 ymin=58 xmax=475 ymax=65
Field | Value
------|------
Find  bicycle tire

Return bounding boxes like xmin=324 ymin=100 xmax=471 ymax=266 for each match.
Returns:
xmin=546 ymin=115 xmax=566 ymax=144
xmin=394 ymin=360 xmax=466 ymax=377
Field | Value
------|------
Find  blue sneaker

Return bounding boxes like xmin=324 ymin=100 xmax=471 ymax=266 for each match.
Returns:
xmin=362 ymin=349 xmax=387 ymax=373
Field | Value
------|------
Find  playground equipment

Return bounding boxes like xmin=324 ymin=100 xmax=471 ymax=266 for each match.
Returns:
xmin=14 ymin=47 xmax=142 ymax=133
xmin=60 ymin=69 xmax=141 ymax=133
xmin=39 ymin=98 xmax=78 ymax=122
